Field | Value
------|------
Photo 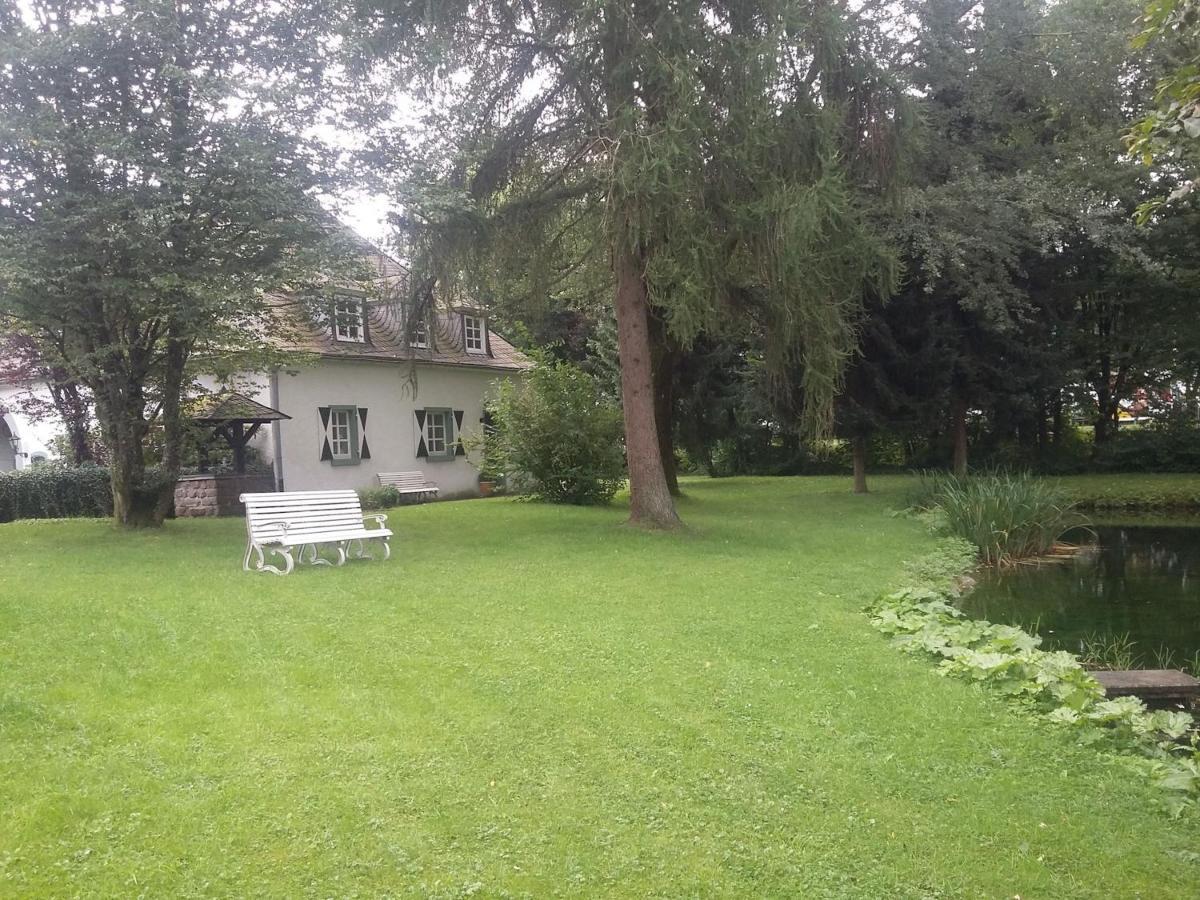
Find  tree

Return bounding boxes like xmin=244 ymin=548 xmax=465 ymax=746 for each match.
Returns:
xmin=355 ymin=0 xmax=902 ymax=527
xmin=1127 ymin=0 xmax=1200 ymax=218
xmin=0 ymin=1 xmax=356 ymax=525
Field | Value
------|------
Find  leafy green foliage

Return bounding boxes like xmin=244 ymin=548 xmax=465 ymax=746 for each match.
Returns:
xmin=356 ymin=486 xmax=403 ymax=510
xmin=0 ymin=465 xmax=111 ymax=522
xmin=873 ymin=541 xmax=1200 ymax=817
xmin=1128 ymin=0 xmax=1200 ymax=217
xmin=1092 ymin=426 xmax=1200 ymax=473
xmin=0 ymin=1 xmax=357 ymax=525
xmin=911 ymin=471 xmax=1088 ymax=566
xmin=487 ymin=360 xmax=626 ymax=505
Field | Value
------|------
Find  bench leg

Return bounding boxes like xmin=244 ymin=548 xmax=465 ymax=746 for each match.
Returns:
xmin=243 ymin=540 xmax=258 ymax=572
xmin=257 ymin=546 xmax=294 ymax=576
xmin=299 ymin=543 xmax=335 ymax=567
xmin=378 ymin=536 xmax=391 ymax=561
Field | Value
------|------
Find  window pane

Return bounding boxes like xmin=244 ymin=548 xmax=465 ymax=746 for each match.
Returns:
xmin=465 ymin=316 xmax=483 ymax=351
xmin=331 ymin=410 xmax=352 ymax=458
xmin=335 ymin=300 xmax=363 ymax=341
xmin=426 ymin=410 xmax=453 ymax=456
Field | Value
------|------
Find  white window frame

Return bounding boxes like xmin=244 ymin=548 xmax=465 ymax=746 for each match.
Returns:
xmin=333 ymin=298 xmax=365 ymax=343
xmin=329 ymin=407 xmax=356 ymax=463
xmin=425 ymin=408 xmax=454 ymax=459
xmin=463 ymin=315 xmax=485 ymax=354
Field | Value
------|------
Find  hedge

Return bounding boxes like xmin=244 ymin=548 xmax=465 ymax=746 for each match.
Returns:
xmin=0 ymin=465 xmax=112 ymax=523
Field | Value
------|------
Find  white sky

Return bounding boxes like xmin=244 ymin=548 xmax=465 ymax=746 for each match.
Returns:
xmin=334 ymin=190 xmax=393 ymax=247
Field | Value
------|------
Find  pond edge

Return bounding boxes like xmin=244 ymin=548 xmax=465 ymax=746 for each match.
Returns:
xmin=867 ymin=536 xmax=1200 ymax=819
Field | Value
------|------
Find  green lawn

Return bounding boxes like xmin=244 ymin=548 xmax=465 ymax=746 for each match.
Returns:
xmin=1 ymin=476 xmax=1197 ymax=897
xmin=1056 ymin=472 xmax=1200 ymax=510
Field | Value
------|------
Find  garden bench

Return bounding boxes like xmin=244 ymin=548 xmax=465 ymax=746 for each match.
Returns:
xmin=377 ymin=471 xmax=439 ymax=501
xmin=240 ymin=490 xmax=391 ymax=575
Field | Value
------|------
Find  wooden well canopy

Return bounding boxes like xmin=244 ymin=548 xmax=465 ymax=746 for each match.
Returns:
xmin=191 ymin=391 xmax=290 ymax=474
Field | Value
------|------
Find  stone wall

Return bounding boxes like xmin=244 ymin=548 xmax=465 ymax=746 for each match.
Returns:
xmin=175 ymin=474 xmax=274 ymax=517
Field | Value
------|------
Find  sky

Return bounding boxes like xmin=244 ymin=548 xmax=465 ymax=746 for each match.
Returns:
xmin=335 ymin=190 xmax=393 ymax=248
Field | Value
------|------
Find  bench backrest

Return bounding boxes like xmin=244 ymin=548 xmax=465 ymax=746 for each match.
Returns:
xmin=240 ymin=490 xmax=365 ymax=544
xmin=378 ymin=471 xmax=434 ymax=489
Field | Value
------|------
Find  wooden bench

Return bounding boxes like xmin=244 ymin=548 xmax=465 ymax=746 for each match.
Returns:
xmin=240 ymin=490 xmax=392 ymax=575
xmin=378 ymin=471 xmax=439 ymax=501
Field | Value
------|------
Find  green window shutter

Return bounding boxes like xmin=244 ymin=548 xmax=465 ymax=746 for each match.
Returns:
xmin=415 ymin=409 xmax=428 ymax=458
xmin=319 ymin=406 xmax=332 ymax=461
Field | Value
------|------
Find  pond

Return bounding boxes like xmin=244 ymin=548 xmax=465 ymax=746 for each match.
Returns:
xmin=959 ymin=521 xmax=1200 ymax=670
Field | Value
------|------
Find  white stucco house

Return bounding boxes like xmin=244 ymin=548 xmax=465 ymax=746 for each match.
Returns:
xmin=193 ymin=251 xmax=531 ymax=503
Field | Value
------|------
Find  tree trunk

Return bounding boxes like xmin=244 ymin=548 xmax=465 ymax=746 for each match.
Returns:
xmin=153 ymin=334 xmax=189 ymax=523
xmin=93 ymin=375 xmax=159 ymax=527
xmin=951 ymin=396 xmax=969 ymax=477
xmin=649 ymin=314 xmax=680 ymax=497
xmin=603 ymin=2 xmax=679 ymax=528
xmin=852 ymin=435 xmax=869 ymax=494
xmin=614 ymin=243 xmax=680 ymax=528
xmin=1094 ymin=380 xmax=1112 ymax=444
xmin=46 ymin=378 xmax=94 ymax=465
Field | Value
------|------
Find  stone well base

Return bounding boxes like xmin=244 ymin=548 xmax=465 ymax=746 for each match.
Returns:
xmin=175 ymin=474 xmax=275 ymax=517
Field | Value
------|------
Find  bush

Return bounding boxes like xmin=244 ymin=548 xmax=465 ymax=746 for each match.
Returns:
xmin=1092 ymin=426 xmax=1200 ymax=473
xmin=0 ymin=464 xmax=112 ymax=522
xmin=487 ymin=359 xmax=626 ymax=504
xmin=911 ymin=470 xmax=1087 ymax=566
xmin=357 ymin=485 xmax=403 ymax=510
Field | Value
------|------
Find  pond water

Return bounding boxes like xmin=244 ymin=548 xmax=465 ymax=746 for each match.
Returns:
xmin=959 ymin=521 xmax=1200 ymax=668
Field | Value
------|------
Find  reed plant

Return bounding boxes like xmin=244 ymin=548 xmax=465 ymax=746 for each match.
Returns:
xmin=912 ymin=470 xmax=1088 ymax=567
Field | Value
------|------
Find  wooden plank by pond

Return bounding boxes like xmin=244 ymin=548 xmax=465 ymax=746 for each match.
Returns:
xmin=1093 ymin=669 xmax=1200 ymax=702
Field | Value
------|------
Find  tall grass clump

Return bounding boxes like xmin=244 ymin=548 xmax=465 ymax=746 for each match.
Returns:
xmin=911 ymin=470 xmax=1088 ymax=567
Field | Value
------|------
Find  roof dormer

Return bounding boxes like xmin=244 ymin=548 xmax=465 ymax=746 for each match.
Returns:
xmin=332 ymin=295 xmax=367 ymax=344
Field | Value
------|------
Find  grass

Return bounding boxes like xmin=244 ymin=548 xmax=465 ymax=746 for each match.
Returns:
xmin=1 ymin=475 xmax=1198 ymax=897
xmin=1056 ymin=473 xmax=1200 ymax=510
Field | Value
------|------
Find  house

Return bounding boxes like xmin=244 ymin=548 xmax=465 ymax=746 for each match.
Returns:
xmin=178 ymin=250 xmax=531 ymax=513
xmin=0 ymin=386 xmax=55 ymax=472
xmin=3 ymin=249 xmax=532 ymax=512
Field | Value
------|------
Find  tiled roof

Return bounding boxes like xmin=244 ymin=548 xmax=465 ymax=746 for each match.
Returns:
xmin=270 ymin=249 xmax=533 ymax=373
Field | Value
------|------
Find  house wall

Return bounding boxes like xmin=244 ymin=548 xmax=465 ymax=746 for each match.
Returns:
xmin=0 ymin=384 xmax=58 ymax=470
xmin=0 ymin=416 xmax=16 ymax=471
xmin=271 ymin=358 xmax=513 ymax=496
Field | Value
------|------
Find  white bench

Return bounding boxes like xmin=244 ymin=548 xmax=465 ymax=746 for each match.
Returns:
xmin=240 ymin=490 xmax=392 ymax=575
xmin=377 ymin=471 xmax=439 ymax=501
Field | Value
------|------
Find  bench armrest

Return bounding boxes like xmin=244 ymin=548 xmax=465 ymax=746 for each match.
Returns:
xmin=363 ymin=513 xmax=388 ymax=528
xmin=251 ymin=520 xmax=291 ymax=543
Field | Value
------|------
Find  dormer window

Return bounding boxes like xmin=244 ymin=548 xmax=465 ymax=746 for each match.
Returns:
xmin=333 ymin=298 xmax=365 ymax=343
xmin=410 ymin=315 xmax=428 ymax=349
xmin=463 ymin=314 xmax=485 ymax=354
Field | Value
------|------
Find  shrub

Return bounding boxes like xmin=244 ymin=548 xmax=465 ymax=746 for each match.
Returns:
xmin=911 ymin=470 xmax=1087 ymax=566
xmin=1092 ymin=426 xmax=1200 ymax=473
xmin=357 ymin=486 xmax=403 ymax=510
xmin=0 ymin=464 xmax=112 ymax=522
xmin=487 ymin=359 xmax=626 ymax=504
